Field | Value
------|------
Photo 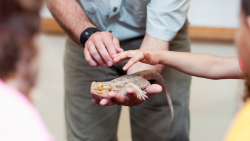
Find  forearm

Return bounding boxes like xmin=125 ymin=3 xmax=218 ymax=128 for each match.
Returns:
xmin=158 ymin=51 xmax=243 ymax=79
xmin=127 ymin=34 xmax=168 ymax=74
xmin=46 ymin=0 xmax=95 ymax=45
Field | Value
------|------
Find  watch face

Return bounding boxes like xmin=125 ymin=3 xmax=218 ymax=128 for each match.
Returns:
xmin=80 ymin=28 xmax=101 ymax=47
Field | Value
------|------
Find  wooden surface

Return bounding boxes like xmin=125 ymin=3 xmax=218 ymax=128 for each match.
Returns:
xmin=188 ymin=26 xmax=236 ymax=41
xmin=41 ymin=18 xmax=237 ymax=41
xmin=41 ymin=18 xmax=64 ymax=34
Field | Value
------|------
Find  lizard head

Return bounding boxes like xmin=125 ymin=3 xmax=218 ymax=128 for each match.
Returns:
xmin=91 ymin=82 xmax=113 ymax=94
xmin=90 ymin=82 xmax=114 ymax=100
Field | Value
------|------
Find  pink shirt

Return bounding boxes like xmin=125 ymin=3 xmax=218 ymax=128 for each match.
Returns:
xmin=0 ymin=79 xmax=53 ymax=141
xmin=239 ymin=58 xmax=244 ymax=73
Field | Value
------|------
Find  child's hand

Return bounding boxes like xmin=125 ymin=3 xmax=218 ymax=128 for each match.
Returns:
xmin=113 ymin=50 xmax=160 ymax=71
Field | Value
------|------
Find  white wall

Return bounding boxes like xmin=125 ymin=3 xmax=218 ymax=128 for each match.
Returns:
xmin=41 ymin=4 xmax=53 ymax=19
xmin=188 ymin=0 xmax=240 ymax=28
xmin=40 ymin=0 xmax=240 ymax=28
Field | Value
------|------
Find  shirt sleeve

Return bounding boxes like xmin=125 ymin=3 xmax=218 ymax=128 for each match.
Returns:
xmin=146 ymin=0 xmax=190 ymax=41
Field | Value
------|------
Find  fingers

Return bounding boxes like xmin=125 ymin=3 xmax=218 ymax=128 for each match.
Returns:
xmin=113 ymin=50 xmax=138 ymax=64
xmin=99 ymin=99 xmax=116 ymax=106
xmin=126 ymin=87 xmax=138 ymax=100
xmin=85 ymin=31 xmax=122 ymax=68
xmin=108 ymin=91 xmax=128 ymax=105
xmin=144 ymin=84 xmax=162 ymax=97
xmin=84 ymin=47 xmax=98 ymax=67
xmin=102 ymin=34 xmax=117 ymax=65
xmin=92 ymin=98 xmax=100 ymax=105
xmin=88 ymin=41 xmax=106 ymax=68
xmin=95 ymin=40 xmax=113 ymax=67
xmin=113 ymin=38 xmax=123 ymax=53
xmin=123 ymin=51 xmax=144 ymax=70
xmin=143 ymin=51 xmax=151 ymax=62
xmin=92 ymin=98 xmax=116 ymax=106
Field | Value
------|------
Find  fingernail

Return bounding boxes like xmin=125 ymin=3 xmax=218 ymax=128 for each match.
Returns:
xmin=103 ymin=64 xmax=107 ymax=68
xmin=107 ymin=61 xmax=112 ymax=66
xmin=123 ymin=66 xmax=127 ymax=70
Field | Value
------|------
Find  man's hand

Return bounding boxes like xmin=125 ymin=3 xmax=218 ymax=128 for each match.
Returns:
xmin=92 ymin=84 xmax=162 ymax=106
xmin=84 ymin=31 xmax=124 ymax=68
xmin=113 ymin=50 xmax=161 ymax=71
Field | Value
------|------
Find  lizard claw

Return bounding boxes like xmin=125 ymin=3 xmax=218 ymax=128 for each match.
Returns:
xmin=137 ymin=91 xmax=147 ymax=100
xmin=126 ymin=83 xmax=148 ymax=101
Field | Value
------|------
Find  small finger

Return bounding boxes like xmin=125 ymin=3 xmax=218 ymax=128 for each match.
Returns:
xmin=89 ymin=43 xmax=106 ymax=68
xmin=99 ymin=99 xmax=116 ymax=106
xmin=123 ymin=51 xmax=144 ymax=70
xmin=113 ymin=56 xmax=130 ymax=64
xmin=113 ymin=51 xmax=136 ymax=64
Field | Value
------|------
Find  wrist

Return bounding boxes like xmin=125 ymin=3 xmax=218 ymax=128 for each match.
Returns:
xmin=80 ymin=27 xmax=101 ymax=47
xmin=157 ymin=51 xmax=165 ymax=65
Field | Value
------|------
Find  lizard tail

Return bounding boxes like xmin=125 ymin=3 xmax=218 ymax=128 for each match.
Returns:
xmin=136 ymin=70 xmax=174 ymax=132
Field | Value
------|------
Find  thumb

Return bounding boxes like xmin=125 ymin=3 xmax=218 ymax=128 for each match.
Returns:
xmin=143 ymin=51 xmax=153 ymax=63
xmin=145 ymin=84 xmax=162 ymax=97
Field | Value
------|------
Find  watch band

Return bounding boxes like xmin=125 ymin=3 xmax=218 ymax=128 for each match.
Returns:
xmin=80 ymin=27 xmax=101 ymax=48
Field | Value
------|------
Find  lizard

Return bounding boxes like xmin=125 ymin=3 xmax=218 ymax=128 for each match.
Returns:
xmin=90 ymin=70 xmax=174 ymax=131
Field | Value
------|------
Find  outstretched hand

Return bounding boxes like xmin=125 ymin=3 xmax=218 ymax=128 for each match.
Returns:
xmin=92 ymin=84 xmax=162 ymax=106
xmin=113 ymin=50 xmax=160 ymax=71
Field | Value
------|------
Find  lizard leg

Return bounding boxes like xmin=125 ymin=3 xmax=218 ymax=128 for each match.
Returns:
xmin=126 ymin=83 xmax=148 ymax=100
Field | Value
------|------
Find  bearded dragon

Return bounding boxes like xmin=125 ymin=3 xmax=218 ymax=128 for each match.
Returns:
xmin=90 ymin=70 xmax=174 ymax=131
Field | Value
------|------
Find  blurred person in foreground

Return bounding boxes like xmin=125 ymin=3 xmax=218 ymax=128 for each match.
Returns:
xmin=0 ymin=0 xmax=53 ymax=141
xmin=113 ymin=0 xmax=250 ymax=140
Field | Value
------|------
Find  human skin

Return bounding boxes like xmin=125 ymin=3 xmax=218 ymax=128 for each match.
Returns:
xmin=93 ymin=34 xmax=168 ymax=106
xmin=113 ymin=50 xmax=243 ymax=80
xmin=113 ymin=12 xmax=250 ymax=81
xmin=46 ymin=0 xmax=123 ymax=68
xmin=236 ymin=11 xmax=250 ymax=78
xmin=47 ymin=0 xmax=165 ymax=106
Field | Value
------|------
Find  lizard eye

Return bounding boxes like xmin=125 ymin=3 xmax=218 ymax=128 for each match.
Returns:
xmin=98 ymin=83 xmax=104 ymax=90
xmin=98 ymin=83 xmax=104 ymax=87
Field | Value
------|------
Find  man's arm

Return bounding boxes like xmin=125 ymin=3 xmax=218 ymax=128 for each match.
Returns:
xmin=46 ymin=0 xmax=123 ymax=67
xmin=127 ymin=0 xmax=190 ymax=74
xmin=46 ymin=0 xmax=95 ymax=45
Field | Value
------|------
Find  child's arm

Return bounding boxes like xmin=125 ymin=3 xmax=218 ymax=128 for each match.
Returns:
xmin=113 ymin=50 xmax=244 ymax=79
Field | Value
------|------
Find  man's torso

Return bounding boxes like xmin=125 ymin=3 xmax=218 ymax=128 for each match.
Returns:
xmin=78 ymin=0 xmax=149 ymax=41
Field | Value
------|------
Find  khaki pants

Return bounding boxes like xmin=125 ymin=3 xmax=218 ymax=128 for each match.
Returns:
xmin=64 ymin=20 xmax=191 ymax=141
